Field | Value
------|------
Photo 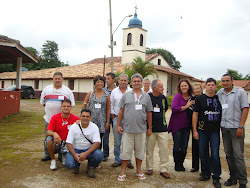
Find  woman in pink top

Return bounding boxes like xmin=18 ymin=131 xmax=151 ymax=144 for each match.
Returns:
xmin=168 ymin=80 xmax=194 ymax=172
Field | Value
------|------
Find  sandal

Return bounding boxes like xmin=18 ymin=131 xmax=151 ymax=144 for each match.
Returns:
xmin=118 ymin=174 xmax=126 ymax=182
xmin=136 ymin=173 xmax=146 ymax=180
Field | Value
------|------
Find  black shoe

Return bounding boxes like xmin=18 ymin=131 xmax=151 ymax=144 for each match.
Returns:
xmin=199 ymin=174 xmax=211 ymax=181
xmin=224 ymin=178 xmax=237 ymax=186
xmin=239 ymin=184 xmax=246 ymax=188
xmin=41 ymin=156 xmax=51 ymax=161
xmin=190 ymin=168 xmax=198 ymax=172
xmin=213 ymin=179 xmax=221 ymax=188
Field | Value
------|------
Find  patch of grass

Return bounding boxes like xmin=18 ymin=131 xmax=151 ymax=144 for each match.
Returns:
xmin=0 ymin=110 xmax=44 ymax=167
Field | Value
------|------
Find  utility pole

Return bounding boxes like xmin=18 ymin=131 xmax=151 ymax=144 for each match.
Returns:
xmin=109 ymin=0 xmax=114 ymax=73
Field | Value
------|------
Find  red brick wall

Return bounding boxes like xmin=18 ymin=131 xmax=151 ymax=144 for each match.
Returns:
xmin=0 ymin=91 xmax=20 ymax=120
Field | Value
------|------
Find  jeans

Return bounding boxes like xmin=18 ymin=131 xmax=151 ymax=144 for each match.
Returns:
xmin=43 ymin=121 xmax=50 ymax=157
xmin=172 ymin=127 xmax=190 ymax=153
xmin=221 ymin=128 xmax=247 ymax=185
xmin=112 ymin=117 xmax=131 ymax=164
xmin=198 ymin=130 xmax=221 ymax=179
xmin=65 ymin=148 xmax=103 ymax=169
xmin=103 ymin=126 xmax=110 ymax=158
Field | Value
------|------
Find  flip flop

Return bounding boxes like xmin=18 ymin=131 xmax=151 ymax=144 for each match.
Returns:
xmin=118 ymin=174 xmax=126 ymax=182
xmin=136 ymin=173 xmax=146 ymax=180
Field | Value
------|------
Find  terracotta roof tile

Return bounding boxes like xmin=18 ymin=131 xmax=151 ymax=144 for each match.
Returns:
xmin=0 ymin=55 xmax=201 ymax=82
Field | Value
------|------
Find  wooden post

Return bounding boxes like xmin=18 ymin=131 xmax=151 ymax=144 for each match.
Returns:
xmin=16 ymin=57 xmax=22 ymax=90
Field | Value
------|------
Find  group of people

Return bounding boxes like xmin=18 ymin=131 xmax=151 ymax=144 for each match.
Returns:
xmin=40 ymin=71 xmax=248 ymax=188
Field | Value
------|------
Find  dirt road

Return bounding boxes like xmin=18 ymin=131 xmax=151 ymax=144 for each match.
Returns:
xmin=0 ymin=99 xmax=249 ymax=188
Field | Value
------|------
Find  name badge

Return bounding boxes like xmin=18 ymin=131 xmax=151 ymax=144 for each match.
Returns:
xmin=154 ymin=107 xmax=160 ymax=112
xmin=95 ymin=103 xmax=101 ymax=109
xmin=135 ymin=104 xmax=142 ymax=110
xmin=222 ymin=104 xmax=228 ymax=109
xmin=58 ymin=95 xmax=64 ymax=100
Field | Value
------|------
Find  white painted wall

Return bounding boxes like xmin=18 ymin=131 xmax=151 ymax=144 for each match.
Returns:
xmin=122 ymin=27 xmax=147 ymax=65
xmin=77 ymin=79 xmax=94 ymax=92
xmin=150 ymin=56 xmax=171 ymax=68
xmin=0 ymin=80 xmax=12 ymax=89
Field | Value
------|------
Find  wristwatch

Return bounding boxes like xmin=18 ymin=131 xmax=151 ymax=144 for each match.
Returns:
xmin=239 ymin=126 xmax=244 ymax=129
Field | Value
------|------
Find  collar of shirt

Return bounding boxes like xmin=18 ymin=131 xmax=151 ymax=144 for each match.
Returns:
xmin=221 ymin=84 xmax=237 ymax=95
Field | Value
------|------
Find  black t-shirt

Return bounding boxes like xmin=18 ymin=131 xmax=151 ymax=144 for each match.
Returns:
xmin=186 ymin=95 xmax=197 ymax=124
xmin=194 ymin=94 xmax=222 ymax=132
xmin=149 ymin=93 xmax=168 ymax=132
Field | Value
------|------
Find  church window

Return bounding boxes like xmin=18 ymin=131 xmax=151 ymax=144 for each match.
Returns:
xmin=140 ymin=34 xmax=143 ymax=46
xmin=127 ymin=33 xmax=132 ymax=45
xmin=158 ymin=59 xmax=161 ymax=65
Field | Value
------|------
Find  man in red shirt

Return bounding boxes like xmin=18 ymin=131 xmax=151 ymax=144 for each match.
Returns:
xmin=46 ymin=99 xmax=79 ymax=170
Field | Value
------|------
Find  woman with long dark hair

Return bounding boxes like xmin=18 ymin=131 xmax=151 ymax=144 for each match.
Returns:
xmin=168 ymin=79 xmax=194 ymax=171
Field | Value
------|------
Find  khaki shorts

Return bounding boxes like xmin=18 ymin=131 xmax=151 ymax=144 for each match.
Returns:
xmin=120 ymin=132 xmax=146 ymax=160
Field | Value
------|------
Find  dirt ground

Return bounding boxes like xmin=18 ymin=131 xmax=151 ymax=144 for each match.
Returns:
xmin=0 ymin=99 xmax=249 ymax=188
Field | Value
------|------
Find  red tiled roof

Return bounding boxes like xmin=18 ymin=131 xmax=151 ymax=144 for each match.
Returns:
xmin=0 ymin=55 xmax=201 ymax=82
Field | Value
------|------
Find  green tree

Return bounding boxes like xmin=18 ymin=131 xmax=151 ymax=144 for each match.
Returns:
xmin=23 ymin=47 xmax=40 ymax=70
xmin=0 ymin=64 xmax=13 ymax=73
xmin=131 ymin=57 xmax=157 ymax=78
xmin=37 ymin=40 xmax=68 ymax=70
xmin=115 ymin=57 xmax=157 ymax=85
xmin=226 ymin=69 xmax=243 ymax=80
xmin=146 ymin=47 xmax=181 ymax=70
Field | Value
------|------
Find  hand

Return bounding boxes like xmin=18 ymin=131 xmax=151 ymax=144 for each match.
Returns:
xmin=78 ymin=152 xmax=88 ymax=162
xmin=53 ymin=134 xmax=62 ymax=144
xmin=186 ymin=99 xmax=195 ymax=107
xmin=193 ymin=130 xmax=199 ymax=140
xmin=147 ymin=128 xmax=152 ymax=136
xmin=105 ymin=123 xmax=109 ymax=131
xmin=74 ymin=153 xmax=81 ymax=162
xmin=117 ymin=126 xmax=123 ymax=134
xmin=235 ymin=128 xmax=243 ymax=138
xmin=75 ymin=120 xmax=80 ymax=124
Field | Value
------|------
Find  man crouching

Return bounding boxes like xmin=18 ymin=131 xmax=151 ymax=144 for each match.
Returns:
xmin=65 ymin=108 xmax=103 ymax=178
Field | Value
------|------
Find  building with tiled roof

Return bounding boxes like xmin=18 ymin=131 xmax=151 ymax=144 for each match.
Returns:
xmin=0 ymin=12 xmax=202 ymax=101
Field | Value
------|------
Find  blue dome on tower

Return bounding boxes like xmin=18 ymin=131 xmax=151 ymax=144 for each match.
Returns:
xmin=128 ymin=13 xmax=142 ymax=28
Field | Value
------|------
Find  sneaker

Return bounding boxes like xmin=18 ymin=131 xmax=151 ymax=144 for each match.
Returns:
xmin=199 ymin=174 xmax=210 ymax=181
xmin=50 ymin=160 xmax=57 ymax=170
xmin=62 ymin=155 xmax=66 ymax=166
xmin=88 ymin=167 xmax=96 ymax=178
xmin=213 ymin=179 xmax=221 ymax=188
xmin=224 ymin=178 xmax=237 ymax=186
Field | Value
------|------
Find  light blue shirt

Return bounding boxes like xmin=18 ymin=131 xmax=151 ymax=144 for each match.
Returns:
xmin=217 ymin=85 xmax=249 ymax=128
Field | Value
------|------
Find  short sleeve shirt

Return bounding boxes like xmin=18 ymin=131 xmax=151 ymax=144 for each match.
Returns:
xmin=194 ymin=94 xmax=222 ymax=132
xmin=40 ymin=84 xmax=75 ymax=123
xmin=148 ymin=93 xmax=168 ymax=132
xmin=66 ymin=122 xmax=101 ymax=150
xmin=47 ymin=113 xmax=79 ymax=141
xmin=119 ymin=90 xmax=153 ymax=133
xmin=217 ymin=85 xmax=249 ymax=128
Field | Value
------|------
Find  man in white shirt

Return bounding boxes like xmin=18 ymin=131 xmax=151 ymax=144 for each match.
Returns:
xmin=65 ymin=108 xmax=103 ymax=178
xmin=40 ymin=72 xmax=75 ymax=161
xmin=142 ymin=78 xmax=152 ymax=93
xmin=110 ymin=74 xmax=133 ymax=169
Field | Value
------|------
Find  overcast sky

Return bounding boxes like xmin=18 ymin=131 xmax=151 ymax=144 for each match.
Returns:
xmin=1 ymin=0 xmax=249 ymax=80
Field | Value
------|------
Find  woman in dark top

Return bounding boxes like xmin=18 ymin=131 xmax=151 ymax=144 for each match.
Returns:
xmin=168 ymin=80 xmax=194 ymax=171
xmin=186 ymin=82 xmax=203 ymax=172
